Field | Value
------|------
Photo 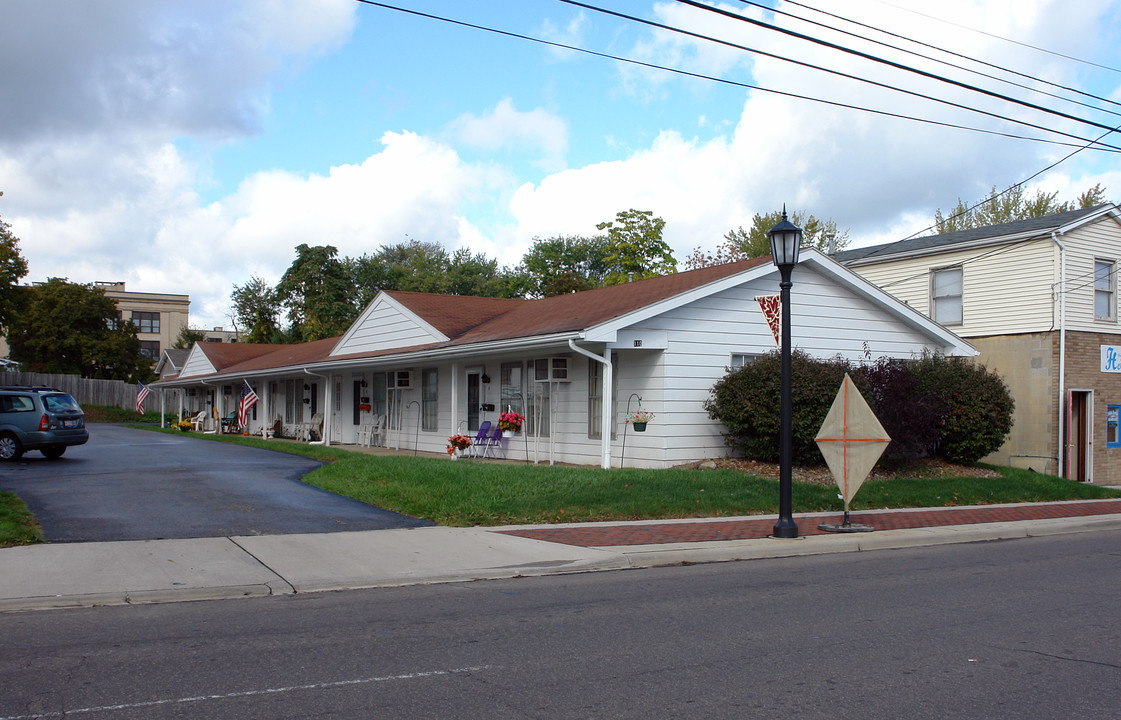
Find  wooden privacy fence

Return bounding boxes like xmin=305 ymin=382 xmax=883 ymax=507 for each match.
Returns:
xmin=0 ymin=372 xmax=139 ymax=409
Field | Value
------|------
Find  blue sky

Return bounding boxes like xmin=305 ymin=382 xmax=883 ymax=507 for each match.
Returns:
xmin=3 ymin=0 xmax=1121 ymax=329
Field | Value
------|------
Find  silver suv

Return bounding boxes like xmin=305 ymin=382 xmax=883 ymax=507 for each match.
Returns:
xmin=0 ymin=386 xmax=89 ymax=460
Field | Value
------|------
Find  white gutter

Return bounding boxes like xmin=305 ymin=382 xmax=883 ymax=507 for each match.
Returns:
xmin=1053 ymin=231 xmax=1067 ymax=478
xmin=569 ymin=338 xmax=612 ymax=469
xmin=304 ymin=368 xmax=329 ymax=446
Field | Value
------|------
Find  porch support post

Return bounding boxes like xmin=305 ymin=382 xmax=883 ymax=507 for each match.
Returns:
xmin=601 ymin=346 xmax=612 ymax=469
xmin=451 ymin=362 xmax=460 ymax=434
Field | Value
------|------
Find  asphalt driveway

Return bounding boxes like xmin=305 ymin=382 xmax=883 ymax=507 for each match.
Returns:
xmin=0 ymin=424 xmax=432 ymax=543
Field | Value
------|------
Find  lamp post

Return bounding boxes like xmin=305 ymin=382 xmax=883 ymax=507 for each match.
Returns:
xmin=769 ymin=208 xmax=803 ymax=539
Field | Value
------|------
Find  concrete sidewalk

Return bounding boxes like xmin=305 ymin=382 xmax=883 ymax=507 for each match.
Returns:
xmin=3 ymin=500 xmax=1121 ymax=612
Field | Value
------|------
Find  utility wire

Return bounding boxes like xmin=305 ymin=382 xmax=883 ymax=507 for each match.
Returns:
xmin=865 ymin=0 xmax=1121 ymax=75
xmin=741 ymin=0 xmax=1121 ymax=119
xmin=556 ymin=0 xmax=1121 ymax=152
xmin=783 ymin=0 xmax=1121 ymax=113
xmin=668 ymin=0 xmax=1121 ymax=137
xmin=352 ymin=0 xmax=1119 ymax=153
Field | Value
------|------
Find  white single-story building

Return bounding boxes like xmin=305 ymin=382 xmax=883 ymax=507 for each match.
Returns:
xmin=154 ymin=250 xmax=974 ymax=468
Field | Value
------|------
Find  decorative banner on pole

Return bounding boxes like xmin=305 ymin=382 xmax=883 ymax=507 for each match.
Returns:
xmin=756 ymin=295 xmax=781 ymax=347
xmin=815 ymin=373 xmax=891 ymax=532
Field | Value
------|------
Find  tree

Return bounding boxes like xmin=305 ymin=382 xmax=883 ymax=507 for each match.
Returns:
xmin=349 ymin=239 xmax=527 ymax=305
xmin=685 ymin=209 xmax=849 ymax=270
xmin=0 ymin=192 xmax=29 ymax=335
xmin=934 ymin=184 xmax=1109 ymax=233
xmin=518 ymin=235 xmax=609 ymax=297
xmin=596 ymin=209 xmax=677 ymax=284
xmin=6 ymin=278 xmax=149 ymax=380
xmin=276 ymin=244 xmax=354 ymax=342
xmin=173 ymin=324 xmax=208 ymax=349
xmin=231 ymin=275 xmax=282 ymax=343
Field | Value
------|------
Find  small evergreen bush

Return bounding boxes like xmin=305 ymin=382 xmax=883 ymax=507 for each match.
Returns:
xmin=705 ymin=351 xmax=1014 ymax=465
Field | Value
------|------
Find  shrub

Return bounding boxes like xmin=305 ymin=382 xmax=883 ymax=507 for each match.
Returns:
xmin=911 ymin=354 xmax=1015 ymax=463
xmin=706 ymin=351 xmax=1014 ymax=466
xmin=704 ymin=350 xmax=862 ymax=464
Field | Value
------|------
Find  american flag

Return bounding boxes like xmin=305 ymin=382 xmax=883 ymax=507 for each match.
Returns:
xmin=135 ymin=382 xmax=149 ymax=414
xmin=237 ymin=380 xmax=258 ymax=430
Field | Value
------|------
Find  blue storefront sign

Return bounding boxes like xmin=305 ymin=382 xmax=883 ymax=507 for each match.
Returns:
xmin=1102 ymin=345 xmax=1121 ymax=373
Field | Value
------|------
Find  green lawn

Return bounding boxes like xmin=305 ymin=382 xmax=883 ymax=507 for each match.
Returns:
xmin=3 ymin=430 xmax=1117 ymax=547
xmin=145 ymin=430 xmax=1121 ymax=527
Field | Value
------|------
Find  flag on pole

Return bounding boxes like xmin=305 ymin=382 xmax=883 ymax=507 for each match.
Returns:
xmin=755 ymin=295 xmax=781 ymax=347
xmin=238 ymin=380 xmax=258 ymax=431
xmin=135 ymin=382 xmax=150 ymax=414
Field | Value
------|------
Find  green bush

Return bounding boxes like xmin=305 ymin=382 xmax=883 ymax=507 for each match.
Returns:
xmin=705 ymin=351 xmax=1014 ymax=465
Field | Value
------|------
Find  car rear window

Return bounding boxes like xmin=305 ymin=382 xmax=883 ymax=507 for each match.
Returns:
xmin=1 ymin=395 xmax=35 ymax=412
xmin=42 ymin=394 xmax=82 ymax=412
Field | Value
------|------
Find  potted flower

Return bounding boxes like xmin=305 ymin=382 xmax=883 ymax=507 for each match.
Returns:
xmin=176 ymin=420 xmax=193 ymax=432
xmin=625 ymin=409 xmax=654 ymax=432
xmin=447 ymin=433 xmax=472 ymax=459
xmin=497 ymin=409 xmax=525 ymax=436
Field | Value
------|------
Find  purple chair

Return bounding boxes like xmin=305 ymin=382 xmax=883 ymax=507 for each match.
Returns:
xmin=467 ymin=421 xmax=491 ymax=458
xmin=480 ymin=424 xmax=505 ymax=459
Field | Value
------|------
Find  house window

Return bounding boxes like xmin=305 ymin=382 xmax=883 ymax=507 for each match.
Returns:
xmin=107 ymin=311 xmax=122 ymax=331
xmin=132 ymin=311 xmax=161 ymax=334
xmin=138 ymin=341 xmax=160 ymax=360
xmin=1095 ymin=259 xmax=1116 ymax=320
xmin=931 ymin=266 xmax=963 ymax=325
xmin=500 ymin=362 xmax=523 ymax=417
xmin=588 ymin=354 xmax=619 ymax=439
xmin=421 ymin=367 xmax=438 ymax=431
xmin=1108 ymin=405 xmax=1120 ymax=448
xmin=730 ymin=353 xmax=760 ymax=369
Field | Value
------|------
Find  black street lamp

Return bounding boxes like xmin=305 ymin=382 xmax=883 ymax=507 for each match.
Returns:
xmin=769 ymin=208 xmax=803 ymax=539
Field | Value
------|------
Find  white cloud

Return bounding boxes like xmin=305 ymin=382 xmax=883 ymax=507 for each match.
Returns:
xmin=447 ymin=99 xmax=569 ymax=172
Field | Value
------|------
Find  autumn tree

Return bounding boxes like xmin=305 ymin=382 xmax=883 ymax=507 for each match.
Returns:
xmin=934 ymin=184 xmax=1109 ymax=233
xmin=596 ymin=209 xmax=676 ymax=284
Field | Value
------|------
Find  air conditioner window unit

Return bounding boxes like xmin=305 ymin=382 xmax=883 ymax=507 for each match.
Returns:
xmin=389 ymin=370 xmax=413 ymax=388
xmin=534 ymin=357 xmax=570 ymax=382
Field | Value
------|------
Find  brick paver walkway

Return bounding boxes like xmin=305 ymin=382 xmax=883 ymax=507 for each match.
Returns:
xmin=496 ymin=500 xmax=1121 ymax=548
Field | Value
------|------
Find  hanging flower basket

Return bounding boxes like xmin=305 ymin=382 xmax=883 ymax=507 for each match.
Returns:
xmin=498 ymin=410 xmax=525 ymax=435
xmin=626 ymin=410 xmax=654 ymax=432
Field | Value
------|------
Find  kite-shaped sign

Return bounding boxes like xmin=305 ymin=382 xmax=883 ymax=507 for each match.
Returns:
xmin=756 ymin=295 xmax=781 ymax=347
xmin=815 ymin=373 xmax=891 ymax=530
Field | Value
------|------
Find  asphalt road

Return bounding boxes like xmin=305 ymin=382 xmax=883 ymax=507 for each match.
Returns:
xmin=3 ymin=530 xmax=1120 ymax=719
xmin=0 ymin=424 xmax=431 ymax=542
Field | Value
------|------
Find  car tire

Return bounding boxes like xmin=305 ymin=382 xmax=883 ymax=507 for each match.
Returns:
xmin=0 ymin=433 xmax=24 ymax=461
xmin=41 ymin=446 xmax=66 ymax=459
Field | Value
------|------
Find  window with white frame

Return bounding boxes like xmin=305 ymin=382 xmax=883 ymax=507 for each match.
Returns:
xmin=930 ymin=266 xmax=963 ymax=325
xmin=730 ymin=353 xmax=760 ymax=369
xmin=421 ymin=367 xmax=438 ymax=431
xmin=1095 ymin=259 xmax=1116 ymax=320
xmin=588 ymin=354 xmax=619 ymax=439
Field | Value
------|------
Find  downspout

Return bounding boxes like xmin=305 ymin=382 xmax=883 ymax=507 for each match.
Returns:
xmin=304 ymin=368 xmax=329 ymax=446
xmin=1053 ymin=231 xmax=1067 ymax=478
xmin=569 ymin=338 xmax=612 ymax=469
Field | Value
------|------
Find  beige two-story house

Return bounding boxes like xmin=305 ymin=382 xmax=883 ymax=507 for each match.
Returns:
xmin=836 ymin=204 xmax=1121 ymax=483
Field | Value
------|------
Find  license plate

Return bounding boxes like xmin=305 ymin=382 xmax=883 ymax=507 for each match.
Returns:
xmin=63 ymin=419 xmax=80 ymax=429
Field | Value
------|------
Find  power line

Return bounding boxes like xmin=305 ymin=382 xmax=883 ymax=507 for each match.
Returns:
xmin=864 ymin=0 xmax=1121 ymax=75
xmin=748 ymin=0 xmax=1121 ymax=119
xmin=351 ymin=0 xmax=1120 ymax=154
xmin=667 ymin=0 xmax=1121 ymax=137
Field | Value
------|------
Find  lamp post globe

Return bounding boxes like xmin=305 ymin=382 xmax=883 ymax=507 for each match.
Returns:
xmin=769 ymin=208 xmax=803 ymax=539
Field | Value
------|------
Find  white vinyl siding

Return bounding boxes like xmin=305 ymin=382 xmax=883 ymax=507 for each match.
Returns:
xmin=331 ymin=296 xmax=445 ymax=355
xmin=931 ymin=266 xmax=963 ymax=325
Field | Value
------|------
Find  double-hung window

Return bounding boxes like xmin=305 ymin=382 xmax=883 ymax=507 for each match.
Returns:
xmin=421 ymin=368 xmax=438 ymax=431
xmin=931 ymin=266 xmax=963 ymax=325
xmin=1095 ymin=259 xmax=1116 ymax=320
xmin=132 ymin=311 xmax=160 ymax=334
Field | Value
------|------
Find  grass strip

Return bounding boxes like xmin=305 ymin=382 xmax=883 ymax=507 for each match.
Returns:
xmin=144 ymin=428 xmax=1121 ymax=527
xmin=0 ymin=491 xmax=43 ymax=547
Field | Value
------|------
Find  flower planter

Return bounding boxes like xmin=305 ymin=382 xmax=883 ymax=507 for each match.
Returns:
xmin=631 ymin=422 xmax=647 ymax=432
